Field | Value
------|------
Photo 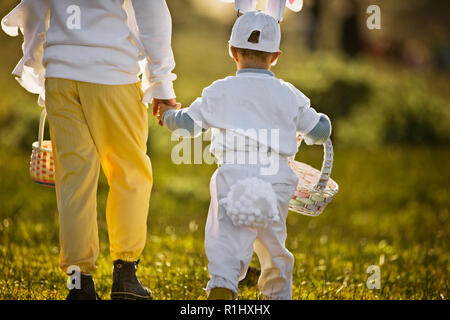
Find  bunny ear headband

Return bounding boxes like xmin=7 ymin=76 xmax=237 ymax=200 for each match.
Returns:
xmin=220 ymin=0 xmax=303 ymax=22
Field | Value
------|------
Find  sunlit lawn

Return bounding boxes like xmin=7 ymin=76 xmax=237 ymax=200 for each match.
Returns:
xmin=0 ymin=140 xmax=448 ymax=299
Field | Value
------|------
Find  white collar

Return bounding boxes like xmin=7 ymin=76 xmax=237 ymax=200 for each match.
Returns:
xmin=236 ymin=68 xmax=275 ymax=77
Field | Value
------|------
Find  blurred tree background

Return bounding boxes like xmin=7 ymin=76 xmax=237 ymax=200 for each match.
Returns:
xmin=0 ymin=0 xmax=448 ymax=299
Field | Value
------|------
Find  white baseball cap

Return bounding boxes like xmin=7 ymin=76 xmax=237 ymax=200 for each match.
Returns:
xmin=229 ymin=10 xmax=281 ymax=53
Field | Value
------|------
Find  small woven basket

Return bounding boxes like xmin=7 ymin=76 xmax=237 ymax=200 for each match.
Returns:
xmin=288 ymin=134 xmax=338 ymax=216
xmin=30 ymin=109 xmax=55 ymax=187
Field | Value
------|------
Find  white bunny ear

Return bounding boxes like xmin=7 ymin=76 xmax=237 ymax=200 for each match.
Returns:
xmin=235 ymin=0 xmax=257 ymax=13
xmin=219 ymin=0 xmax=257 ymax=13
xmin=266 ymin=0 xmax=286 ymax=22
xmin=219 ymin=0 xmax=303 ymax=19
xmin=268 ymin=0 xmax=303 ymax=21
xmin=286 ymin=0 xmax=303 ymax=12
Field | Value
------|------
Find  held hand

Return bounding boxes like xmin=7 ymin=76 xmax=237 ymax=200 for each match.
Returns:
xmin=153 ymin=98 xmax=178 ymax=126
xmin=156 ymin=102 xmax=182 ymax=126
xmin=153 ymin=98 xmax=177 ymax=116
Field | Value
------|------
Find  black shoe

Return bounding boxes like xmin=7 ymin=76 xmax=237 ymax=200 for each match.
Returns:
xmin=66 ymin=274 xmax=101 ymax=300
xmin=111 ymin=259 xmax=152 ymax=300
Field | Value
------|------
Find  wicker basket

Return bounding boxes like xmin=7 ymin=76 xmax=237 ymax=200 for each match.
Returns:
xmin=30 ymin=109 xmax=55 ymax=187
xmin=288 ymin=134 xmax=338 ymax=216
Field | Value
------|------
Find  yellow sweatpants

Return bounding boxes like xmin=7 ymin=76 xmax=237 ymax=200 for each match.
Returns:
xmin=45 ymin=78 xmax=153 ymax=273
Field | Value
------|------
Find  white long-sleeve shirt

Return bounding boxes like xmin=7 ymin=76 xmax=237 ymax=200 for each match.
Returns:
xmin=172 ymin=69 xmax=322 ymax=163
xmin=1 ymin=0 xmax=176 ymax=106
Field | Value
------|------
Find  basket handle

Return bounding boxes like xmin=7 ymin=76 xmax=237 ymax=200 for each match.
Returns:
xmin=38 ymin=108 xmax=47 ymax=149
xmin=295 ymin=133 xmax=334 ymax=191
xmin=316 ymin=138 xmax=334 ymax=190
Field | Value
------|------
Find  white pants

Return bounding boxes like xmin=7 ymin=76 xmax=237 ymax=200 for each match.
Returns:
xmin=205 ymin=163 xmax=298 ymax=300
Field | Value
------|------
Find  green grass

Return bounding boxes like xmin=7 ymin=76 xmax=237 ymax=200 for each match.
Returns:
xmin=0 ymin=143 xmax=448 ymax=300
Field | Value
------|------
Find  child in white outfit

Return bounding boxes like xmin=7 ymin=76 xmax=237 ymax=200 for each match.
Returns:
xmin=158 ymin=11 xmax=331 ymax=300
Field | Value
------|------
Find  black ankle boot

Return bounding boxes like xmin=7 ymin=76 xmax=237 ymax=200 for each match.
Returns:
xmin=66 ymin=274 xmax=101 ymax=300
xmin=111 ymin=259 xmax=152 ymax=300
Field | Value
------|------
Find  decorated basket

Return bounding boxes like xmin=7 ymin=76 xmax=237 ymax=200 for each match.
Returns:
xmin=288 ymin=134 xmax=338 ymax=216
xmin=30 ymin=109 xmax=55 ymax=187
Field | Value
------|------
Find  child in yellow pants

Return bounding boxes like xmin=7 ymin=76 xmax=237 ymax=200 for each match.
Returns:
xmin=46 ymin=79 xmax=155 ymax=300
xmin=3 ymin=0 xmax=177 ymax=300
xmin=45 ymin=79 xmax=152 ymax=274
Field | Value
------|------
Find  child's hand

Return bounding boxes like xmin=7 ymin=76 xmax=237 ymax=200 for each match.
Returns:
xmin=153 ymin=98 xmax=176 ymax=116
xmin=156 ymin=102 xmax=181 ymax=126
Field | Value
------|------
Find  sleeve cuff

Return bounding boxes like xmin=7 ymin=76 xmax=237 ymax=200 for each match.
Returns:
xmin=161 ymin=108 xmax=176 ymax=127
xmin=303 ymin=114 xmax=331 ymax=145
xmin=300 ymin=109 xmax=321 ymax=135
xmin=142 ymin=81 xmax=176 ymax=104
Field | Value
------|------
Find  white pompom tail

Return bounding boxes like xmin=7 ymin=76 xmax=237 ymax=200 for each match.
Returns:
xmin=219 ymin=177 xmax=279 ymax=228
